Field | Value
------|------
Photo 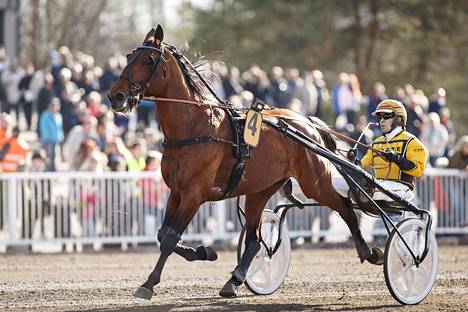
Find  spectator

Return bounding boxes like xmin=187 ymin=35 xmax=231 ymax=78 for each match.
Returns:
xmin=448 ymin=136 xmax=468 ymax=170
xmin=22 ymin=151 xmax=51 ymax=244
xmin=0 ymin=124 xmax=28 ymax=173
xmin=428 ymin=88 xmax=446 ymax=115
xmin=141 ymin=151 xmax=168 ymax=237
xmin=136 ymin=99 xmax=156 ymax=129
xmin=311 ymin=70 xmax=329 ymax=118
xmin=405 ymin=95 xmax=424 ymax=138
xmin=143 ymin=127 xmax=163 ymax=153
xmin=348 ymin=74 xmax=362 ymax=125
xmin=332 ymin=72 xmax=354 ymax=124
xmin=51 ymin=46 xmax=71 ymax=93
xmin=18 ymin=63 xmax=35 ymax=130
xmin=36 ymin=72 xmax=56 ymax=121
xmin=367 ymin=82 xmax=386 ymax=123
xmin=81 ymin=70 xmax=100 ymax=98
xmin=62 ymin=115 xmax=98 ymax=170
xmin=243 ymin=66 xmax=269 ymax=102
xmin=39 ymin=98 xmax=64 ymax=171
xmin=297 ymin=71 xmax=318 ymax=116
xmin=268 ymin=66 xmax=290 ymax=108
xmin=104 ymin=137 xmax=131 ymax=167
xmin=285 ymin=67 xmax=303 ymax=100
xmin=1 ymin=59 xmax=24 ymax=120
xmin=99 ymin=56 xmax=118 ymax=94
xmin=126 ymin=139 xmax=146 ymax=172
xmin=78 ymin=164 xmax=100 ymax=239
xmin=0 ymin=47 xmax=7 ymax=113
xmin=420 ymin=112 xmax=449 ymax=167
xmin=78 ymin=140 xmax=107 ymax=173
xmin=221 ymin=65 xmax=243 ymax=99
xmin=439 ymin=107 xmax=456 ymax=157
xmin=57 ymin=68 xmax=80 ymax=134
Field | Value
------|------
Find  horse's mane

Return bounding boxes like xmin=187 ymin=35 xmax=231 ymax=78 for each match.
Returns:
xmin=308 ymin=116 xmax=337 ymax=152
xmin=170 ymin=45 xmax=210 ymax=102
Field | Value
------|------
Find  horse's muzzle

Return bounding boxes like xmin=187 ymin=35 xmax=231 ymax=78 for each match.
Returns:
xmin=109 ymin=91 xmax=127 ymax=112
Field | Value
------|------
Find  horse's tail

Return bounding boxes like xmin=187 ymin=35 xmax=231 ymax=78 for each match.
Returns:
xmin=307 ymin=116 xmax=336 ymax=153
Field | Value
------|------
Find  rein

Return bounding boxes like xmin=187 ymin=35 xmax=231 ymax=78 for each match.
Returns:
xmin=143 ymin=94 xmax=384 ymax=157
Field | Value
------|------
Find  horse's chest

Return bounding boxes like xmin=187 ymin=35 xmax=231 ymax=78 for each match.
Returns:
xmin=161 ymin=148 xmax=219 ymax=191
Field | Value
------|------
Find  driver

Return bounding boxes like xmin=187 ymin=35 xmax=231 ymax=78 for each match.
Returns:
xmin=332 ymin=99 xmax=428 ymax=201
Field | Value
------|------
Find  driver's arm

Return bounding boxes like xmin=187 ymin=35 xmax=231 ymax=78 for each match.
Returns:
xmin=360 ymin=148 xmax=373 ymax=168
xmin=402 ymin=138 xmax=428 ymax=178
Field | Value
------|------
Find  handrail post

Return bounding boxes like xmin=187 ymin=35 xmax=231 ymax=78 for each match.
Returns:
xmin=213 ymin=200 xmax=227 ymax=240
xmin=8 ymin=176 xmax=18 ymax=244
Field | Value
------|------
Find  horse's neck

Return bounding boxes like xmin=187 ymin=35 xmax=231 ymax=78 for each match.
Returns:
xmin=156 ymin=62 xmax=210 ymax=141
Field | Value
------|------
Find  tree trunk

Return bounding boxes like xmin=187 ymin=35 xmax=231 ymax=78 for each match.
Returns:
xmin=351 ymin=0 xmax=363 ymax=77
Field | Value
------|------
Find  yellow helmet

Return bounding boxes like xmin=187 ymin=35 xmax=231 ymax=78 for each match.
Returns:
xmin=372 ymin=99 xmax=407 ymax=126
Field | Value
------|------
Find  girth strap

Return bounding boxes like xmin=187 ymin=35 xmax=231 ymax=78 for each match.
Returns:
xmin=162 ymin=135 xmax=234 ymax=149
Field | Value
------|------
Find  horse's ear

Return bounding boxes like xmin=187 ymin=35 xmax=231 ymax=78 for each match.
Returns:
xmin=143 ymin=28 xmax=155 ymax=45
xmin=154 ymin=24 xmax=164 ymax=44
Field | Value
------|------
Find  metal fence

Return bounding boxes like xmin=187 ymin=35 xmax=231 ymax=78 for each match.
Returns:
xmin=0 ymin=169 xmax=467 ymax=250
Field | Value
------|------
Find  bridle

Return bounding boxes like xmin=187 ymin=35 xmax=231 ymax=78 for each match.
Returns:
xmin=119 ymin=44 xmax=168 ymax=111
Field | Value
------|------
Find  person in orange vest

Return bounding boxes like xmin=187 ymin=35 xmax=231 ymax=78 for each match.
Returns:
xmin=0 ymin=113 xmax=28 ymax=173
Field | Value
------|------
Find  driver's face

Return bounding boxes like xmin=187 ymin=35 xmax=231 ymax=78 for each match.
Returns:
xmin=379 ymin=117 xmax=394 ymax=134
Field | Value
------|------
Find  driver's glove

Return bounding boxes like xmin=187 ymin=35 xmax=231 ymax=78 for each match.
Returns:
xmin=382 ymin=150 xmax=416 ymax=171
xmin=346 ymin=148 xmax=360 ymax=165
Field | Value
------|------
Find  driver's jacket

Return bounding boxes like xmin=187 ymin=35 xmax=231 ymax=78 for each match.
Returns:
xmin=361 ymin=130 xmax=428 ymax=190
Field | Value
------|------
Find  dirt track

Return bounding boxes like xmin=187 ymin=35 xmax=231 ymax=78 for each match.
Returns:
xmin=1 ymin=245 xmax=467 ymax=311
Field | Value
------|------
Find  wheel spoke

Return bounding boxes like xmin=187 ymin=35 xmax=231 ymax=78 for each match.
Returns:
xmin=405 ymin=269 xmax=416 ymax=297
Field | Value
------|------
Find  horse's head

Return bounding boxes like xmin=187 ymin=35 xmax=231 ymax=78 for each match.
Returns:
xmin=108 ymin=25 xmax=168 ymax=113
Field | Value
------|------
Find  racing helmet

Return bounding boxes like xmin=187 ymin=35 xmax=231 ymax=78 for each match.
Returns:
xmin=372 ymin=99 xmax=407 ymax=127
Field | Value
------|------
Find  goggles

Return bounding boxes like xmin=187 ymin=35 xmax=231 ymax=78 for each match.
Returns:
xmin=376 ymin=112 xmax=396 ymax=121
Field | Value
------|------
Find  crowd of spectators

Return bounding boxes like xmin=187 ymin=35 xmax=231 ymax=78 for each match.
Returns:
xmin=0 ymin=44 xmax=467 ymax=176
xmin=1 ymin=44 xmax=467 ymax=248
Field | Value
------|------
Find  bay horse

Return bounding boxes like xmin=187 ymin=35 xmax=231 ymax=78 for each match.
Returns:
xmin=108 ymin=25 xmax=383 ymax=300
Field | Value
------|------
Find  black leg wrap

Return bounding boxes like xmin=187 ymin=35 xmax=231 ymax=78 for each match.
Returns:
xmin=157 ymin=226 xmax=171 ymax=244
xmin=174 ymin=245 xmax=207 ymax=261
xmin=232 ymin=240 xmax=261 ymax=284
xmin=159 ymin=227 xmax=181 ymax=253
xmin=367 ymin=247 xmax=384 ymax=265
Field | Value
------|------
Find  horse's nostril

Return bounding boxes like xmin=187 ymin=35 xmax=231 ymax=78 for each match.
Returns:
xmin=115 ymin=92 xmax=125 ymax=103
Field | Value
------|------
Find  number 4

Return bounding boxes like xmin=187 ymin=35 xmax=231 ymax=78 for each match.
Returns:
xmin=247 ymin=113 xmax=259 ymax=136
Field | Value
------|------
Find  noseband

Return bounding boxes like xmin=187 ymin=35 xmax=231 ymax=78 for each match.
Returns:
xmin=120 ymin=45 xmax=168 ymax=110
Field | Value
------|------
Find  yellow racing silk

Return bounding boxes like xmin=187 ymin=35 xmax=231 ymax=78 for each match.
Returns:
xmin=361 ymin=130 xmax=428 ymax=189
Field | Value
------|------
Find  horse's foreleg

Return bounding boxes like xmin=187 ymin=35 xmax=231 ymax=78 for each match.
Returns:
xmin=134 ymin=191 xmax=205 ymax=300
xmin=339 ymin=197 xmax=383 ymax=265
xmin=155 ymin=192 xmax=217 ymax=262
xmin=219 ymin=181 xmax=284 ymax=298
xmin=134 ymin=226 xmax=181 ymax=300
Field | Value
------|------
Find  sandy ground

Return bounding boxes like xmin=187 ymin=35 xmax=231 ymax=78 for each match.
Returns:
xmin=1 ymin=245 xmax=467 ymax=312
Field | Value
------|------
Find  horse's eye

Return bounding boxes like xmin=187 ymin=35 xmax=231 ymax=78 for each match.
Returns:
xmin=145 ymin=58 xmax=154 ymax=66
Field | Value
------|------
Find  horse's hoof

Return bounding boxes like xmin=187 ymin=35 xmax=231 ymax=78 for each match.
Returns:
xmin=204 ymin=246 xmax=218 ymax=261
xmin=219 ymin=280 xmax=238 ymax=298
xmin=367 ymin=247 xmax=384 ymax=266
xmin=133 ymin=286 xmax=153 ymax=300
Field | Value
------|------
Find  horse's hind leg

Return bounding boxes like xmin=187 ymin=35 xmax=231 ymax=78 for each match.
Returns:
xmin=219 ymin=181 xmax=284 ymax=298
xmin=338 ymin=197 xmax=383 ymax=265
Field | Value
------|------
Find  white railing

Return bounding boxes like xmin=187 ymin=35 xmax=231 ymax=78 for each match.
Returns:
xmin=0 ymin=169 xmax=467 ymax=251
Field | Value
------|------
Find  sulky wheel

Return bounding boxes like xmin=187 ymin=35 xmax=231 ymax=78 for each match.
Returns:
xmin=384 ymin=217 xmax=438 ymax=305
xmin=237 ymin=210 xmax=291 ymax=295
